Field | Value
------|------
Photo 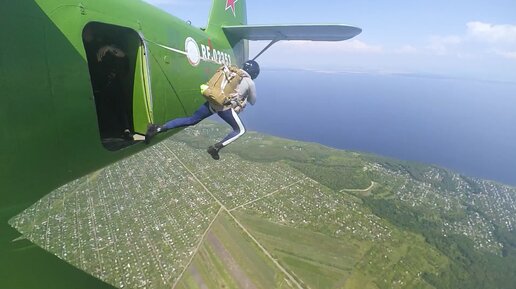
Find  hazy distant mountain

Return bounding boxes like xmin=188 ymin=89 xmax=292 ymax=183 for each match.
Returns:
xmin=10 ymin=122 xmax=516 ymax=289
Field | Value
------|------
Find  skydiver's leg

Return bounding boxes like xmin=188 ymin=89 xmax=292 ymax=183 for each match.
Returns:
xmin=145 ymin=102 xmax=212 ymax=144
xmin=160 ymin=102 xmax=213 ymax=132
xmin=207 ymin=108 xmax=246 ymax=159
xmin=217 ymin=108 xmax=246 ymax=147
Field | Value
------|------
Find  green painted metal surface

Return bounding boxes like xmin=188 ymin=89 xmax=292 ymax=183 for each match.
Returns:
xmin=1 ymin=0 xmax=244 ymax=288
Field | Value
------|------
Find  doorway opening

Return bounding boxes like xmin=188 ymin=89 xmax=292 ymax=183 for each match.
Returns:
xmin=82 ymin=22 xmax=151 ymax=151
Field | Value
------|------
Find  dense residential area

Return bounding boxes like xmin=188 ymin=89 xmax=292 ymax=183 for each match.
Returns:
xmin=10 ymin=123 xmax=516 ymax=289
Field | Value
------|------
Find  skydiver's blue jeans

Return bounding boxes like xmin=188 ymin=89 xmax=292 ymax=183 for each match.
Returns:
xmin=161 ymin=102 xmax=246 ymax=147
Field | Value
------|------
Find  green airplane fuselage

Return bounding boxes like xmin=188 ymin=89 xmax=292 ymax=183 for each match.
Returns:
xmin=1 ymin=0 xmax=246 ymax=287
xmin=2 ymin=0 xmax=246 ymax=210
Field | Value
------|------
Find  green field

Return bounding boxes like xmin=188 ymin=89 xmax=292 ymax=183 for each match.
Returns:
xmin=232 ymin=187 xmax=448 ymax=289
xmin=175 ymin=207 xmax=447 ymax=289
xmin=233 ymin=213 xmax=363 ymax=289
xmin=175 ymin=211 xmax=293 ymax=289
xmin=9 ymin=121 xmax=516 ymax=289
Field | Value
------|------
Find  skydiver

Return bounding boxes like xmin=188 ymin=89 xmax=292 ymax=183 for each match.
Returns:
xmin=145 ymin=60 xmax=259 ymax=160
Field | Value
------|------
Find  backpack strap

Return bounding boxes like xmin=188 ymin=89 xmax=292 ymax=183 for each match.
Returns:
xmin=226 ymin=65 xmax=247 ymax=79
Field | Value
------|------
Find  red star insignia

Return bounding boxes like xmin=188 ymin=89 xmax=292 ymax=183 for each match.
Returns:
xmin=225 ymin=0 xmax=238 ymax=17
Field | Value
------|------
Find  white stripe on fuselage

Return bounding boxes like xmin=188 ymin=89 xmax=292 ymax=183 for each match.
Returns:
xmin=144 ymin=38 xmax=232 ymax=66
xmin=148 ymin=41 xmax=188 ymax=55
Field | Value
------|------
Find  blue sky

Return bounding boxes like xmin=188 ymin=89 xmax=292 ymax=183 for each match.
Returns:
xmin=142 ymin=0 xmax=516 ymax=82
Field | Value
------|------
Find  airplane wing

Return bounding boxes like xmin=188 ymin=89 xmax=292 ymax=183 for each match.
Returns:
xmin=222 ymin=24 xmax=362 ymax=42
xmin=222 ymin=24 xmax=362 ymax=61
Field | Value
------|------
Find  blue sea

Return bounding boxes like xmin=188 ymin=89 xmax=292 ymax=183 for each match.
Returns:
xmin=239 ymin=69 xmax=516 ymax=186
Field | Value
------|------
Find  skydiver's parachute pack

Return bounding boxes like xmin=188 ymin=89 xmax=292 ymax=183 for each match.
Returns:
xmin=201 ymin=66 xmax=246 ymax=106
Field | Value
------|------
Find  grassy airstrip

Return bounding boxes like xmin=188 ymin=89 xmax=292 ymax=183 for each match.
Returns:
xmin=175 ymin=211 xmax=292 ymax=289
xmin=232 ymin=213 xmax=362 ymax=289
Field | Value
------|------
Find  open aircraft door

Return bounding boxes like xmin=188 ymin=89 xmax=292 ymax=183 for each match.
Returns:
xmin=83 ymin=22 xmax=154 ymax=150
xmin=132 ymin=32 xmax=154 ymax=135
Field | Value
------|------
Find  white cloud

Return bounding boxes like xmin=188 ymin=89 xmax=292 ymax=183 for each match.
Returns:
xmin=421 ymin=22 xmax=516 ymax=59
xmin=395 ymin=45 xmax=418 ymax=54
xmin=426 ymin=35 xmax=462 ymax=55
xmin=272 ymin=39 xmax=384 ymax=54
xmin=342 ymin=40 xmax=384 ymax=53
xmin=496 ymin=50 xmax=516 ymax=60
xmin=467 ymin=21 xmax=516 ymax=44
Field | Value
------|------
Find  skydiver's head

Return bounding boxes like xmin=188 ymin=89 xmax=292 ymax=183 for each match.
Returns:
xmin=243 ymin=60 xmax=260 ymax=80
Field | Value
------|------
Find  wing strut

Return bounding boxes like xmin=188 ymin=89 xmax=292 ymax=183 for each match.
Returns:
xmin=252 ymin=39 xmax=279 ymax=61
